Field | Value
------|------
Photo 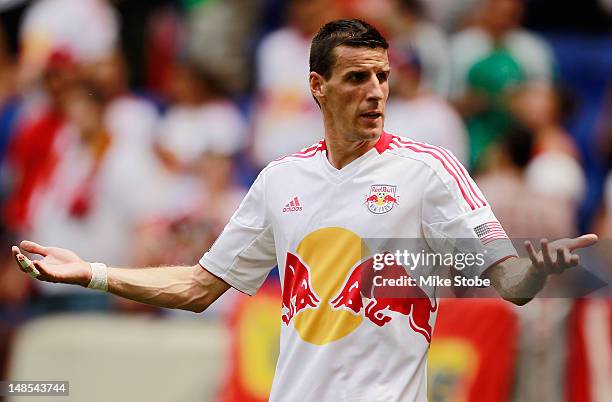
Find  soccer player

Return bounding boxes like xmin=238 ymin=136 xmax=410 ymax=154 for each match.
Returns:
xmin=12 ymin=19 xmax=597 ymax=401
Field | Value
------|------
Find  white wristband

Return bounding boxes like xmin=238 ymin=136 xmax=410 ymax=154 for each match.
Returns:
xmin=87 ymin=263 xmax=108 ymax=292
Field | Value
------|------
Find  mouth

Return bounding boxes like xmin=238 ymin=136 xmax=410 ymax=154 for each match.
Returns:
xmin=360 ymin=111 xmax=383 ymax=120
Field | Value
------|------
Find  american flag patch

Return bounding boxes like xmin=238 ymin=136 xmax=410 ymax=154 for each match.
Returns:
xmin=473 ymin=221 xmax=508 ymax=245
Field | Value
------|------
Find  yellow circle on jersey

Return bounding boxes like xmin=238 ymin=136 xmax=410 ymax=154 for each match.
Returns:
xmin=293 ymin=227 xmax=369 ymax=345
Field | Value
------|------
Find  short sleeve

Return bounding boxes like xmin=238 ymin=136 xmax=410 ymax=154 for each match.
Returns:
xmin=199 ymin=171 xmax=276 ymax=295
xmin=421 ymin=165 xmax=517 ymax=278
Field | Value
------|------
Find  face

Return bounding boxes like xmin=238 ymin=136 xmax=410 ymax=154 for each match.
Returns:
xmin=167 ymin=64 xmax=205 ymax=105
xmin=84 ymin=53 xmax=127 ymax=101
xmin=62 ymin=87 xmax=102 ymax=136
xmin=311 ymin=46 xmax=390 ymax=142
xmin=483 ymin=0 xmax=523 ymax=33
xmin=510 ymin=83 xmax=558 ymax=129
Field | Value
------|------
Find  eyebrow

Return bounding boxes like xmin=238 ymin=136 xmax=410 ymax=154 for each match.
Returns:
xmin=343 ymin=66 xmax=390 ymax=75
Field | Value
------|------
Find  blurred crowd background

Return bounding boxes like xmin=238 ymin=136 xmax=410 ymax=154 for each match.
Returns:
xmin=0 ymin=0 xmax=610 ymax=401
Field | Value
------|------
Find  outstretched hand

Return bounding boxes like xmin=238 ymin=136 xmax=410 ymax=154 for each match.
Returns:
xmin=11 ymin=241 xmax=91 ymax=287
xmin=524 ymin=234 xmax=598 ymax=276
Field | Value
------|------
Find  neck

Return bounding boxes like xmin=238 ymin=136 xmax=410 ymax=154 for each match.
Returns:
xmin=324 ymin=129 xmax=380 ymax=170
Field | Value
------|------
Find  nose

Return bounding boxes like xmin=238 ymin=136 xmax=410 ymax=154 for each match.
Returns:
xmin=365 ymin=74 xmax=384 ymax=102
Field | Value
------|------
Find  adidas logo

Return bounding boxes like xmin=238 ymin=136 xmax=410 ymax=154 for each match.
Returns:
xmin=282 ymin=196 xmax=303 ymax=213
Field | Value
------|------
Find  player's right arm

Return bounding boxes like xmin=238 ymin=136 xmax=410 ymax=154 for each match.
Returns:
xmin=11 ymin=240 xmax=230 ymax=313
xmin=12 ymin=168 xmax=277 ymax=310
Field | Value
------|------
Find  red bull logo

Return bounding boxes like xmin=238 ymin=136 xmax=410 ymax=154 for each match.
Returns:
xmin=331 ymin=252 xmax=437 ymax=343
xmin=281 ymin=228 xmax=437 ymax=345
xmin=365 ymin=184 xmax=399 ymax=214
xmin=281 ymin=252 xmax=320 ymax=325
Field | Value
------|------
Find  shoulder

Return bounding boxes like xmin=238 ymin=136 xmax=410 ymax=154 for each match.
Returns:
xmin=450 ymin=27 xmax=488 ymax=48
xmin=261 ymin=139 xmax=326 ymax=174
xmin=389 ymin=133 xmax=491 ymax=212
xmin=508 ymin=29 xmax=551 ymax=49
xmin=385 ymin=133 xmax=488 ymax=211
xmin=384 ymin=133 xmax=461 ymax=174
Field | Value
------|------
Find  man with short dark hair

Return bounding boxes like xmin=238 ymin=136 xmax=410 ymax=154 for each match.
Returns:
xmin=12 ymin=19 xmax=596 ymax=401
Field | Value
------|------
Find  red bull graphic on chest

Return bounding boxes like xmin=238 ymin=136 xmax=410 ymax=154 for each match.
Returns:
xmin=281 ymin=252 xmax=320 ymax=325
xmin=365 ymin=184 xmax=399 ymax=214
xmin=281 ymin=227 xmax=437 ymax=345
xmin=330 ymin=253 xmax=437 ymax=343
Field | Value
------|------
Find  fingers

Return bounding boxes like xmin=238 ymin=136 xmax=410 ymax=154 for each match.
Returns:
xmin=552 ymin=247 xmax=568 ymax=274
xmin=32 ymin=261 xmax=55 ymax=282
xmin=541 ymin=239 xmax=553 ymax=267
xmin=13 ymin=250 xmax=41 ymax=278
xmin=558 ymin=234 xmax=598 ymax=252
xmin=561 ymin=248 xmax=574 ymax=266
xmin=525 ymin=238 xmax=582 ymax=276
xmin=19 ymin=240 xmax=49 ymax=257
xmin=556 ymin=247 xmax=572 ymax=266
xmin=524 ymin=240 xmax=544 ymax=269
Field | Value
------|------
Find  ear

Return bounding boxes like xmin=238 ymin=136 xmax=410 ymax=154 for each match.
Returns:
xmin=309 ymin=71 xmax=325 ymax=103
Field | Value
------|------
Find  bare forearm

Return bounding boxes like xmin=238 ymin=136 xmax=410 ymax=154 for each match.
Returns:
xmin=484 ymin=235 xmax=599 ymax=305
xmin=486 ymin=257 xmax=547 ymax=305
xmin=107 ymin=265 xmax=213 ymax=312
xmin=11 ymin=242 xmax=233 ymax=311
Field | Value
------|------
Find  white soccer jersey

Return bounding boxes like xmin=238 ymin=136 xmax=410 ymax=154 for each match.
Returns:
xmin=200 ymin=132 xmax=517 ymax=402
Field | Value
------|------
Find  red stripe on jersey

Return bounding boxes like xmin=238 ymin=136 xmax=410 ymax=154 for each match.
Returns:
xmin=275 ymin=140 xmax=325 ymax=161
xmin=294 ymin=144 xmax=320 ymax=156
xmin=392 ymin=137 xmax=486 ymax=208
xmin=389 ymin=138 xmax=477 ymax=210
xmin=405 ymin=139 xmax=487 ymax=207
xmin=288 ymin=151 xmax=319 ymax=159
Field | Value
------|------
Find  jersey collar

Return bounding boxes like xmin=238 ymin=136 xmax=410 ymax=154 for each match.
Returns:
xmin=318 ymin=131 xmax=391 ymax=184
xmin=374 ymin=131 xmax=393 ymax=154
xmin=319 ymin=131 xmax=393 ymax=156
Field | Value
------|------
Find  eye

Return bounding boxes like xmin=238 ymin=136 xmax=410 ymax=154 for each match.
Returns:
xmin=348 ymin=72 xmax=367 ymax=82
xmin=377 ymin=71 xmax=389 ymax=83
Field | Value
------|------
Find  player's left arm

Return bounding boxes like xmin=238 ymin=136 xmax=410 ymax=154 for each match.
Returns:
xmin=484 ymin=234 xmax=598 ymax=305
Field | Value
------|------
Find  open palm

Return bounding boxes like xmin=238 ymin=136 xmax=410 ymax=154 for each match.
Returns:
xmin=12 ymin=241 xmax=91 ymax=286
xmin=523 ymin=234 xmax=598 ymax=275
